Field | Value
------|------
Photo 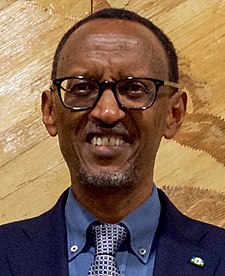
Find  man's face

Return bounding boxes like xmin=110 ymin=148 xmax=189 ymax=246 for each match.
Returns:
xmin=45 ymin=19 xmax=181 ymax=194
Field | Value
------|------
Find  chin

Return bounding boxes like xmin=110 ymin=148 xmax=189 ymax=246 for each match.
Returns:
xmin=77 ymin=166 xmax=137 ymax=190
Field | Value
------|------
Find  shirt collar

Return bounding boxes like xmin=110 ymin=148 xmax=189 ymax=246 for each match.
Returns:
xmin=65 ymin=188 xmax=96 ymax=261
xmin=65 ymin=185 xmax=161 ymax=263
xmin=121 ymin=185 xmax=161 ymax=264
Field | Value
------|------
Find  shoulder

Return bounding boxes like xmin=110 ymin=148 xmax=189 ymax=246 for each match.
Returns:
xmin=0 ymin=189 xmax=69 ymax=249
xmin=157 ymin=188 xmax=225 ymax=253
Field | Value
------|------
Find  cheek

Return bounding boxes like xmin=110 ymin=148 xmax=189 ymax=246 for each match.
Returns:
xmin=57 ymin=122 xmax=74 ymax=158
xmin=139 ymin=105 xmax=167 ymax=148
xmin=55 ymin=110 xmax=82 ymax=153
xmin=56 ymin=115 xmax=82 ymax=172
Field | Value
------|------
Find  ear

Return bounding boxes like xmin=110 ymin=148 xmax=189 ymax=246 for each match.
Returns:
xmin=163 ymin=91 xmax=187 ymax=139
xmin=41 ymin=89 xmax=58 ymax=136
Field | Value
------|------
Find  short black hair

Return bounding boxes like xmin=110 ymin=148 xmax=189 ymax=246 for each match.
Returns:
xmin=51 ymin=8 xmax=178 ymax=82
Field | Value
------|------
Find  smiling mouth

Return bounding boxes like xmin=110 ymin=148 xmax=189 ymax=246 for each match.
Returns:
xmin=80 ymin=125 xmax=137 ymax=171
xmin=90 ymin=136 xmax=125 ymax=147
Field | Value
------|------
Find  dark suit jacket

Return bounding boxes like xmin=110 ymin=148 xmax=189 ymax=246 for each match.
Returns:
xmin=1 ymin=189 xmax=225 ymax=275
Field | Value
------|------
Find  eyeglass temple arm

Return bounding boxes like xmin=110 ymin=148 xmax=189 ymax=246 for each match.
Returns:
xmin=164 ymin=80 xmax=180 ymax=90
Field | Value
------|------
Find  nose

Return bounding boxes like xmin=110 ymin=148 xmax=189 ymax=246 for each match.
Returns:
xmin=89 ymin=89 xmax=126 ymax=125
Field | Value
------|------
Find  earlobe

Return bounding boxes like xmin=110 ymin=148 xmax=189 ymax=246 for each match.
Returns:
xmin=41 ymin=90 xmax=58 ymax=136
xmin=164 ymin=91 xmax=187 ymax=139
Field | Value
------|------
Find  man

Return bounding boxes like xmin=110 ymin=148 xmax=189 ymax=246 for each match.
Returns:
xmin=1 ymin=8 xmax=225 ymax=276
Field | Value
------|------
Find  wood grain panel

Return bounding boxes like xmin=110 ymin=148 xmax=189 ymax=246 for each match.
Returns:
xmin=0 ymin=0 xmax=224 ymax=225
xmin=0 ymin=0 xmax=90 ymax=223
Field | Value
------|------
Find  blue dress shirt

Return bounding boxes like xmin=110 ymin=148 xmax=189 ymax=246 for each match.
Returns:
xmin=65 ymin=185 xmax=161 ymax=275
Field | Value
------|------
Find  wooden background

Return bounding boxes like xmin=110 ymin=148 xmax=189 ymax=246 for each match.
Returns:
xmin=0 ymin=0 xmax=225 ymax=226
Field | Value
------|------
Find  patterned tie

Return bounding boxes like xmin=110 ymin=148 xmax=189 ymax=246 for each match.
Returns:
xmin=88 ymin=223 xmax=127 ymax=276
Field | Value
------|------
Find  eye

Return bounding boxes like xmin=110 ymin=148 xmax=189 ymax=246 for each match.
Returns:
xmin=118 ymin=80 xmax=149 ymax=98
xmin=61 ymin=79 xmax=98 ymax=97
xmin=128 ymin=82 xmax=146 ymax=94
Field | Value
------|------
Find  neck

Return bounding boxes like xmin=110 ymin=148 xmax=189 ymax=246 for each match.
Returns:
xmin=71 ymin=181 xmax=153 ymax=223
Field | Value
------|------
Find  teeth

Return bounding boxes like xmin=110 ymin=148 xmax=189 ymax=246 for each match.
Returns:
xmin=102 ymin=137 xmax=108 ymax=146
xmin=92 ymin=137 xmax=97 ymax=145
xmin=116 ymin=138 xmax=120 ymax=146
xmin=109 ymin=137 xmax=116 ymax=146
xmin=91 ymin=136 xmax=124 ymax=147
xmin=97 ymin=137 xmax=102 ymax=146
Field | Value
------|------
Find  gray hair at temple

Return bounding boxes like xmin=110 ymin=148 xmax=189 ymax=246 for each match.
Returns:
xmin=51 ymin=8 xmax=178 ymax=83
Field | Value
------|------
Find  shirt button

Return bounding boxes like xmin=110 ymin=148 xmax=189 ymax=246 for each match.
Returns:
xmin=139 ymin=248 xmax=147 ymax=256
xmin=70 ymin=244 xmax=79 ymax=253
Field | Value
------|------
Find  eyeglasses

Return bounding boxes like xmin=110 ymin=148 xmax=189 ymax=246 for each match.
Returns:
xmin=52 ymin=76 xmax=179 ymax=111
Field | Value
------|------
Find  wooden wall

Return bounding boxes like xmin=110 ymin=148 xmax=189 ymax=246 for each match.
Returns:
xmin=0 ymin=0 xmax=225 ymax=226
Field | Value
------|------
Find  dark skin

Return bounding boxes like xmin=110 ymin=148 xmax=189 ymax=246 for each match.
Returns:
xmin=42 ymin=19 xmax=187 ymax=223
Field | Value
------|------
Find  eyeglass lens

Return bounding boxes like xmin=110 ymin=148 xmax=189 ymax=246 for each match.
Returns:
xmin=60 ymin=77 xmax=157 ymax=109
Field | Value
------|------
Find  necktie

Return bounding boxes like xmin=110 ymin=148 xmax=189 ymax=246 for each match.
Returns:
xmin=88 ymin=223 xmax=127 ymax=276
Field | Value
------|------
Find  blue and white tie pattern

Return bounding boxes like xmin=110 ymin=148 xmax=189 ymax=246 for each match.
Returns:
xmin=88 ymin=223 xmax=127 ymax=276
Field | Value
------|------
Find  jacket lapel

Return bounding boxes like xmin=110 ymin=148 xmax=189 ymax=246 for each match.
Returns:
xmin=153 ymin=190 xmax=221 ymax=276
xmin=6 ymin=190 xmax=69 ymax=276
xmin=153 ymin=231 xmax=220 ymax=276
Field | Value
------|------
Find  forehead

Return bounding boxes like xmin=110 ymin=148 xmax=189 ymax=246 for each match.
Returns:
xmin=57 ymin=19 xmax=169 ymax=77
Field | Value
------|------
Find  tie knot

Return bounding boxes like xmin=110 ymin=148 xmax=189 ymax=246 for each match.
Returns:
xmin=92 ymin=223 xmax=127 ymax=256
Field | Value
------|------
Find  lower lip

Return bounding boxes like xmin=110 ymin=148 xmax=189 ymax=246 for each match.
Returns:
xmin=85 ymin=142 xmax=128 ymax=158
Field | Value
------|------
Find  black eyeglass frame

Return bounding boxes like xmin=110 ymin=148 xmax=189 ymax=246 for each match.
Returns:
xmin=52 ymin=76 xmax=179 ymax=111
